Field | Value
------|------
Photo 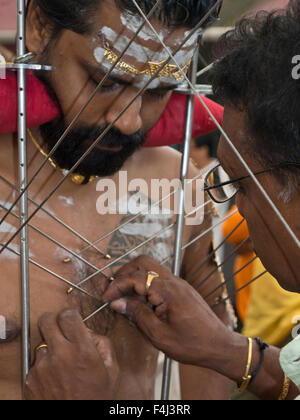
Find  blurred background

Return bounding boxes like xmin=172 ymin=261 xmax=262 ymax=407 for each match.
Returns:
xmin=219 ymin=0 xmax=288 ymax=25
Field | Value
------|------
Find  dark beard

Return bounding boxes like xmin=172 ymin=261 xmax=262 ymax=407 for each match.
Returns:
xmin=39 ymin=119 xmax=146 ymax=177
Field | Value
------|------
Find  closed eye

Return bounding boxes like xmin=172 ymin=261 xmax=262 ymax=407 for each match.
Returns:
xmin=146 ymin=84 xmax=179 ymax=99
xmin=146 ymin=89 xmax=171 ymax=99
xmin=90 ymin=74 xmax=177 ymax=99
xmin=89 ymin=75 xmax=122 ymax=92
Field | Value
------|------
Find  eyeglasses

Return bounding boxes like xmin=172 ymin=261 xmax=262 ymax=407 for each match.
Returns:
xmin=213 ymin=0 xmax=224 ymax=19
xmin=204 ymin=161 xmax=300 ymax=204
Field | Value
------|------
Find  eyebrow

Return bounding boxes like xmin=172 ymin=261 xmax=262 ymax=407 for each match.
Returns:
xmin=85 ymin=61 xmax=180 ymax=92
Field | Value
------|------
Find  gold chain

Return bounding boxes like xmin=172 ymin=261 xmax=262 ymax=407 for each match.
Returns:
xmin=27 ymin=129 xmax=95 ymax=185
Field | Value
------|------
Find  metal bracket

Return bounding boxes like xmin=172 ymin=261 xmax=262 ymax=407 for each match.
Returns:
xmin=174 ymin=83 xmax=213 ymax=96
xmin=0 ymin=63 xmax=54 ymax=71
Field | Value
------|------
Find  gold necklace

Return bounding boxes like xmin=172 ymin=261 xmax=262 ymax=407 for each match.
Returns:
xmin=27 ymin=129 xmax=96 ymax=185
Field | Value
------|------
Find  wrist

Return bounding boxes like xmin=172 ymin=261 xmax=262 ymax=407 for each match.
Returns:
xmin=196 ymin=331 xmax=255 ymax=383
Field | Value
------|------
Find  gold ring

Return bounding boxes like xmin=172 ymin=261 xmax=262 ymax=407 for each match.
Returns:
xmin=35 ymin=343 xmax=48 ymax=353
xmin=146 ymin=271 xmax=159 ymax=292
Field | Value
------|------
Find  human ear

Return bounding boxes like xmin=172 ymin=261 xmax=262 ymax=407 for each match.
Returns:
xmin=25 ymin=1 xmax=54 ymax=55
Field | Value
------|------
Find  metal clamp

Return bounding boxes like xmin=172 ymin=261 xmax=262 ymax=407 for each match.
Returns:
xmin=174 ymin=83 xmax=213 ymax=96
xmin=0 ymin=63 xmax=54 ymax=71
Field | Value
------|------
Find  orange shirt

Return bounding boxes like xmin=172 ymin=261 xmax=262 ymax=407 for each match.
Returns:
xmin=222 ymin=205 xmax=256 ymax=322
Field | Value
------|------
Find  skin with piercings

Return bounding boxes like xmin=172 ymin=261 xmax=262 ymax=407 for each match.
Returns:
xmin=0 ymin=0 xmax=230 ymax=400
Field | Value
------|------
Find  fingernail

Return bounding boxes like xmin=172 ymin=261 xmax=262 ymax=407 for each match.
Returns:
xmin=110 ymin=298 xmax=127 ymax=315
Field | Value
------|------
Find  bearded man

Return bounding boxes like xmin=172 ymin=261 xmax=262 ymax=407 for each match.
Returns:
xmin=0 ymin=0 xmax=231 ymax=400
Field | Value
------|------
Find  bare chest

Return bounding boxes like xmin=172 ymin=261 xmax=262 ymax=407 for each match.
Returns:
xmin=0 ymin=187 xmax=178 ymax=396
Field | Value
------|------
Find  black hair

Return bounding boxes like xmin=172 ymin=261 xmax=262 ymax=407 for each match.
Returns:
xmin=194 ymin=133 xmax=214 ymax=157
xmin=211 ymin=0 xmax=300 ymax=185
xmin=27 ymin=0 xmax=222 ymax=35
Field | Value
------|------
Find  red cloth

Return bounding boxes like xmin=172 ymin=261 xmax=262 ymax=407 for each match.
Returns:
xmin=0 ymin=72 xmax=60 ymax=134
xmin=144 ymin=93 xmax=223 ymax=147
xmin=0 ymin=72 xmax=223 ymax=145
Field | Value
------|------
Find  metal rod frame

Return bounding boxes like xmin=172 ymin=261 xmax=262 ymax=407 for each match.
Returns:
xmin=161 ymin=45 xmax=199 ymax=400
xmin=16 ymin=0 xmax=30 ymax=392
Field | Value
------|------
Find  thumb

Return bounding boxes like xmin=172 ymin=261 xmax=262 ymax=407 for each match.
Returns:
xmin=111 ymin=297 xmax=163 ymax=344
xmin=90 ymin=334 xmax=120 ymax=390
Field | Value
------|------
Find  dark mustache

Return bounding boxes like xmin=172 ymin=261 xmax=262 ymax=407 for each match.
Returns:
xmin=57 ymin=123 xmax=145 ymax=149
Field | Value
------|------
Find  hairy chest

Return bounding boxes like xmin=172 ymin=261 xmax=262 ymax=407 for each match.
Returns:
xmin=0 ymin=192 xmax=179 ymax=386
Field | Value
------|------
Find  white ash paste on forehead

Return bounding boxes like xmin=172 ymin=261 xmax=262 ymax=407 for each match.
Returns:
xmin=93 ymin=46 xmax=186 ymax=89
xmin=120 ymin=12 xmax=200 ymax=48
xmin=120 ymin=13 xmax=170 ymax=42
xmin=99 ymin=26 xmax=194 ymax=67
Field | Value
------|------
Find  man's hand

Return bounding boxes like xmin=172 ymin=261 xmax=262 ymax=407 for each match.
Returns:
xmin=103 ymin=256 xmax=237 ymax=369
xmin=25 ymin=309 xmax=119 ymax=400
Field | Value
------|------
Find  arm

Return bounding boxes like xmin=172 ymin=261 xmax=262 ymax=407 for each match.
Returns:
xmin=103 ymin=257 xmax=299 ymax=400
xmin=179 ymin=201 xmax=232 ymax=400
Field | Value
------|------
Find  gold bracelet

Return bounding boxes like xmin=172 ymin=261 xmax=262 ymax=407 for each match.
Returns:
xmin=236 ymin=338 xmax=253 ymax=393
xmin=278 ymin=374 xmax=291 ymax=400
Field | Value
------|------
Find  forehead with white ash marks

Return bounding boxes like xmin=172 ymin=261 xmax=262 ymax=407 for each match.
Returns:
xmin=92 ymin=11 xmax=199 ymax=88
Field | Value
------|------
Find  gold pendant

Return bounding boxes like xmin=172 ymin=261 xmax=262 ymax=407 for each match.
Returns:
xmin=69 ymin=174 xmax=95 ymax=185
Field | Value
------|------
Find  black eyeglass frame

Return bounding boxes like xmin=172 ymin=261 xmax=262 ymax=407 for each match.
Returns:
xmin=204 ymin=161 xmax=300 ymax=204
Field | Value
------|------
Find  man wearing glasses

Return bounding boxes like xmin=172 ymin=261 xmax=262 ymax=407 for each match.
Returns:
xmin=99 ymin=0 xmax=300 ymax=400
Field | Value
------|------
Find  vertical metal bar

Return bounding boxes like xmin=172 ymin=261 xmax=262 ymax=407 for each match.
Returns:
xmin=161 ymin=45 xmax=199 ymax=401
xmin=17 ymin=0 xmax=31 ymax=391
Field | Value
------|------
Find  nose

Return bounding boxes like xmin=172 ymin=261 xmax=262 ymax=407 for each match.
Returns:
xmin=105 ymin=88 xmax=143 ymax=135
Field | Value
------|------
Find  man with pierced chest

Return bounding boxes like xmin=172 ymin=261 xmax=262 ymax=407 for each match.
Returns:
xmin=0 ymin=0 xmax=231 ymax=400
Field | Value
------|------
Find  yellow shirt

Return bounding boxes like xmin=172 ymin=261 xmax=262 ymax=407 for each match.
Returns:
xmin=243 ymin=260 xmax=300 ymax=346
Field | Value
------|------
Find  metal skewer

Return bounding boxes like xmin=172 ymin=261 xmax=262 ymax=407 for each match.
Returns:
xmin=16 ymin=0 xmax=31 ymax=392
xmin=161 ymin=46 xmax=199 ymax=401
